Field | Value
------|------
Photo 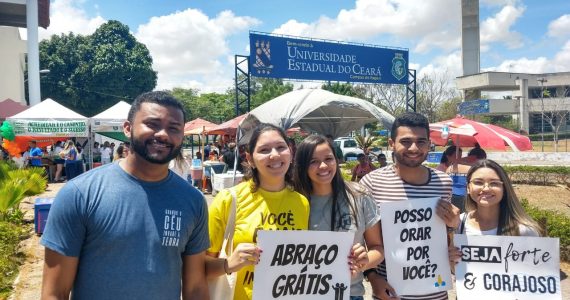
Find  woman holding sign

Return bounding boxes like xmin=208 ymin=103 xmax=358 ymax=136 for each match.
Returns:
xmin=206 ymin=123 xmax=310 ymax=300
xmin=294 ymin=135 xmax=384 ymax=300
xmin=449 ymin=159 xmax=544 ymax=264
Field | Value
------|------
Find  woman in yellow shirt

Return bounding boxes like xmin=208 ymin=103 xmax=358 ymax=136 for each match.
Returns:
xmin=206 ymin=123 xmax=310 ymax=300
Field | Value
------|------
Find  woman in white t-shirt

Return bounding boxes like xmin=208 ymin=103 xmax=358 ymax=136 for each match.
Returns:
xmin=449 ymin=159 xmax=544 ymax=264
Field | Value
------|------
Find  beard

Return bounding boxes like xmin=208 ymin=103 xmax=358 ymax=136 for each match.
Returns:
xmin=393 ymin=151 xmax=427 ymax=168
xmin=130 ymin=134 xmax=182 ymax=165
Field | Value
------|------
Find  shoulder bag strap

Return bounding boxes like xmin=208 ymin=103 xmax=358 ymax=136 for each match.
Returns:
xmin=459 ymin=212 xmax=468 ymax=234
xmin=220 ymin=188 xmax=237 ymax=256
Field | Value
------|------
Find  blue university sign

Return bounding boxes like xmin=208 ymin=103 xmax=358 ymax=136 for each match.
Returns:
xmin=249 ymin=32 xmax=409 ymax=85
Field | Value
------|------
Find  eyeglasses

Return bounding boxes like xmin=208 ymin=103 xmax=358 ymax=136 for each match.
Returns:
xmin=470 ymin=179 xmax=503 ymax=189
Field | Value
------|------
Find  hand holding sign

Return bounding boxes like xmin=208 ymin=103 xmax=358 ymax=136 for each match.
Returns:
xmin=435 ymin=198 xmax=460 ymax=228
xmin=227 ymin=243 xmax=262 ymax=273
xmin=348 ymin=243 xmax=369 ymax=277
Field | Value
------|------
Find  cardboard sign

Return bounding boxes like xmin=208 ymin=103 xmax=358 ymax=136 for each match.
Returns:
xmin=454 ymin=234 xmax=561 ymax=300
xmin=379 ymin=197 xmax=452 ymax=295
xmin=253 ymin=230 xmax=353 ymax=300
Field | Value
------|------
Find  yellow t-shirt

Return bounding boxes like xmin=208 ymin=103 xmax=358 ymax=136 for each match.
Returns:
xmin=208 ymin=180 xmax=310 ymax=300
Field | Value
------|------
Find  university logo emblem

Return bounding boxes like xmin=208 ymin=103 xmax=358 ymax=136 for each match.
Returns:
xmin=253 ymin=39 xmax=273 ymax=75
xmin=391 ymin=53 xmax=407 ymax=81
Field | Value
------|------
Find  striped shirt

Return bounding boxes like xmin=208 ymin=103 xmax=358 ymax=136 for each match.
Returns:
xmin=360 ymin=165 xmax=452 ymax=300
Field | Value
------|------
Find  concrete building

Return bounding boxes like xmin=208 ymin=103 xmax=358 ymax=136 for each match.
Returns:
xmin=455 ymin=72 xmax=570 ymax=134
xmin=458 ymin=0 xmax=569 ymax=134
xmin=0 ymin=0 xmax=50 ymax=106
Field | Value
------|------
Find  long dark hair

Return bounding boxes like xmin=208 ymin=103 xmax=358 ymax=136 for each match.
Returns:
xmin=465 ymin=159 xmax=543 ymax=236
xmin=293 ymin=135 xmax=359 ymax=230
xmin=243 ymin=123 xmax=294 ymax=192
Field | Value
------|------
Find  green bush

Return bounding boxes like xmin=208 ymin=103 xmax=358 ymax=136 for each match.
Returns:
xmin=503 ymin=165 xmax=570 ymax=185
xmin=0 ymin=162 xmax=47 ymax=220
xmin=522 ymin=199 xmax=570 ymax=262
xmin=0 ymin=220 xmax=26 ymax=298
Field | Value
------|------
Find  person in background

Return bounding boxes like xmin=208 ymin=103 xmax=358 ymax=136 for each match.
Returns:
xmin=294 ymin=135 xmax=384 ymax=300
xmin=206 ymin=123 xmax=310 ymax=300
xmin=113 ymin=145 xmax=129 ymax=161
xmin=28 ymin=140 xmax=43 ymax=168
xmin=110 ymin=142 xmax=116 ymax=158
xmin=41 ymin=91 xmax=209 ymax=299
xmin=220 ymin=142 xmax=242 ymax=173
xmin=436 ymin=145 xmax=462 ymax=172
xmin=351 ymin=153 xmax=376 ymax=182
xmin=53 ymin=141 xmax=65 ymax=182
xmin=92 ymin=141 xmax=101 ymax=163
xmin=203 ymin=142 xmax=211 ymax=159
xmin=60 ymin=140 xmax=80 ymax=181
xmin=169 ymin=152 xmax=191 ymax=182
xmin=377 ymin=153 xmax=388 ymax=168
xmin=359 ymin=112 xmax=459 ymax=300
xmin=464 ymin=146 xmax=487 ymax=164
xmin=100 ymin=141 xmax=112 ymax=164
xmin=449 ymin=159 xmax=544 ymax=266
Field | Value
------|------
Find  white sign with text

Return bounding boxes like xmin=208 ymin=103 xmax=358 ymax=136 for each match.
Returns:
xmin=379 ymin=197 xmax=452 ymax=295
xmin=454 ymin=234 xmax=561 ymax=300
xmin=253 ymin=230 xmax=353 ymax=300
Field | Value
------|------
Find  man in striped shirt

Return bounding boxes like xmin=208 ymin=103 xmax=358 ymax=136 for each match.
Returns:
xmin=360 ymin=112 xmax=460 ymax=300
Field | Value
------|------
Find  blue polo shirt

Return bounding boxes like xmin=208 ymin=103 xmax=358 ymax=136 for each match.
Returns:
xmin=29 ymin=147 xmax=43 ymax=166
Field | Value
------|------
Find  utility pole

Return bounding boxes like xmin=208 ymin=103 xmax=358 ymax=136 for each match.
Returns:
xmin=538 ymin=77 xmax=547 ymax=152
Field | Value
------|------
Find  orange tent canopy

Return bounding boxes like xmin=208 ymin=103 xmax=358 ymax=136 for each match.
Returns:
xmin=206 ymin=114 xmax=247 ymax=136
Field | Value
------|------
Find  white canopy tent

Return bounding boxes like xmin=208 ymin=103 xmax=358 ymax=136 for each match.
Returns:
xmin=239 ymin=88 xmax=395 ymax=140
xmin=90 ymin=101 xmax=130 ymax=141
xmin=7 ymin=98 xmax=89 ymax=137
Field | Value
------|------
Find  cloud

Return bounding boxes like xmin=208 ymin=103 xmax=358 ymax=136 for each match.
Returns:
xmin=273 ymin=0 xmax=458 ymax=51
xmin=483 ymin=40 xmax=570 ymax=73
xmin=418 ymin=51 xmax=463 ymax=80
xmin=548 ymin=14 xmax=570 ymax=38
xmin=480 ymin=3 xmax=525 ymax=49
xmin=135 ymin=9 xmax=259 ymax=91
xmin=39 ymin=0 xmax=105 ymax=40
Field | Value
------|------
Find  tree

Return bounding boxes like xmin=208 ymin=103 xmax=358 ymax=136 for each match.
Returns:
xmin=322 ymin=82 xmax=367 ymax=99
xmin=437 ymin=96 xmax=462 ymax=121
xmin=416 ymin=70 xmax=459 ymax=122
xmin=38 ymin=20 xmax=157 ymax=116
xmin=540 ymin=87 xmax=570 ymax=152
xmin=363 ymin=83 xmax=407 ymax=117
xmin=251 ymin=78 xmax=294 ymax=109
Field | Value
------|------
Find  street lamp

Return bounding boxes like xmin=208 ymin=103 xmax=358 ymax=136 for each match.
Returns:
xmin=538 ymin=77 xmax=547 ymax=152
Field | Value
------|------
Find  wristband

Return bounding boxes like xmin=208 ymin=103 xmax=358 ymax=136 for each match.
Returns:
xmin=223 ymin=258 xmax=232 ymax=275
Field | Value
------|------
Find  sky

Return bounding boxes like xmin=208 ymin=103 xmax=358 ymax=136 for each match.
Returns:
xmin=33 ymin=0 xmax=570 ymax=93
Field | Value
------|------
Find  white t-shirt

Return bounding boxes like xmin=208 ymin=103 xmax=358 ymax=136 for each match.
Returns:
xmin=458 ymin=212 xmax=540 ymax=237
xmin=100 ymin=147 xmax=112 ymax=159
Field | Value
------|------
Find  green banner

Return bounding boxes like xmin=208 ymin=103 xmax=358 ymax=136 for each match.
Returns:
xmin=10 ymin=120 xmax=88 ymax=137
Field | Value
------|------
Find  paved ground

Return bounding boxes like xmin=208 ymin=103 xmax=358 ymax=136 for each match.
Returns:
xmin=8 ymin=182 xmax=569 ymax=299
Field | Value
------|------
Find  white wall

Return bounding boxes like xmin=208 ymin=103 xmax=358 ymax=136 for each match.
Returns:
xmin=0 ymin=27 xmax=26 ymax=104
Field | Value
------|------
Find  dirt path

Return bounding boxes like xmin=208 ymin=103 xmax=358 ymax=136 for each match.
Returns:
xmin=8 ymin=183 xmax=570 ymax=299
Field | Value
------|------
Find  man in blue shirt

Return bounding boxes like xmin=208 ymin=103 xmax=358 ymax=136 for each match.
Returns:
xmin=41 ymin=91 xmax=210 ymax=299
xmin=28 ymin=140 xmax=43 ymax=167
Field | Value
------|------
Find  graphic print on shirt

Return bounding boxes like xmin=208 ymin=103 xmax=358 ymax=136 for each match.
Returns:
xmin=162 ymin=209 xmax=182 ymax=247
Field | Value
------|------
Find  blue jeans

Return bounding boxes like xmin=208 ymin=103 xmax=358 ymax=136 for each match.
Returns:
xmin=350 ymin=296 xmax=364 ymax=300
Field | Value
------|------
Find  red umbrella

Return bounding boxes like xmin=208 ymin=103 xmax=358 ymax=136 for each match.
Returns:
xmin=206 ymin=114 xmax=248 ymax=136
xmin=430 ymin=116 xmax=533 ymax=151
